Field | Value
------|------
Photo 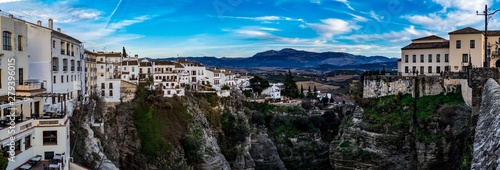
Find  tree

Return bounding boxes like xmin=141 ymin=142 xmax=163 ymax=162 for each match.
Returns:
xmin=313 ymin=85 xmax=318 ymax=98
xmin=249 ymin=76 xmax=270 ymax=96
xmin=0 ymin=149 xmax=7 ymax=170
xmin=283 ymin=70 xmax=300 ymax=98
xmin=300 ymin=84 xmax=305 ymax=98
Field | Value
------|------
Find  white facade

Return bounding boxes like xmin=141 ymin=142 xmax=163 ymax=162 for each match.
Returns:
xmin=0 ymin=15 xmax=72 ymax=170
xmin=95 ymin=52 xmax=122 ymax=103
xmin=262 ymin=83 xmax=282 ymax=99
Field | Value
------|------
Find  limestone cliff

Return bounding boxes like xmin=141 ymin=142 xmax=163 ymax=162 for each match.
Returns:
xmin=472 ymin=78 xmax=500 ymax=169
xmin=331 ymin=93 xmax=472 ymax=169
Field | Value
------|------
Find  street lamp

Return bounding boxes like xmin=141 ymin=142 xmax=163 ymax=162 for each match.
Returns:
xmin=477 ymin=4 xmax=500 ymax=67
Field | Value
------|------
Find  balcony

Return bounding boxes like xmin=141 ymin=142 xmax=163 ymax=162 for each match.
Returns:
xmin=130 ymin=77 xmax=138 ymax=80
xmin=52 ymin=66 xmax=58 ymax=71
xmin=15 ymin=80 xmax=46 ymax=96
xmin=71 ymin=51 xmax=74 ymax=56
xmin=62 ymin=66 xmax=67 ymax=72
xmin=61 ymin=49 xmax=65 ymax=55
xmin=71 ymin=67 xmax=74 ymax=72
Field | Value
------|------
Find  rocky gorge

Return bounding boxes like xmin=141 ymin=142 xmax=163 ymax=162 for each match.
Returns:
xmin=69 ymin=78 xmax=500 ymax=169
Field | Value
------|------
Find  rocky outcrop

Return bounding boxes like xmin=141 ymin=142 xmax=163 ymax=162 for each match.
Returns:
xmin=82 ymin=122 xmax=120 ymax=170
xmin=249 ymin=128 xmax=286 ymax=170
xmin=186 ymin=96 xmax=232 ymax=170
xmin=472 ymin=78 xmax=500 ymax=169
xmin=331 ymin=101 xmax=472 ymax=169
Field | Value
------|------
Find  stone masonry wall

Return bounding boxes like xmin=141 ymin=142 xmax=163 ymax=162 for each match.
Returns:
xmin=363 ymin=76 xmax=460 ymax=98
xmin=472 ymin=78 xmax=500 ymax=170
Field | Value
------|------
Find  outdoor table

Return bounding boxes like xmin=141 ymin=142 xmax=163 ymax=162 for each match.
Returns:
xmin=20 ymin=164 xmax=32 ymax=170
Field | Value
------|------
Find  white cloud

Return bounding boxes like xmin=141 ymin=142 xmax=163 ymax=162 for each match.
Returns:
xmin=339 ymin=26 xmax=432 ymax=43
xmin=432 ymin=0 xmax=491 ymax=12
xmin=0 ymin=0 xmax=21 ymax=3
xmin=307 ymin=18 xmax=359 ymax=38
xmin=369 ymin=11 xmax=383 ymax=21
xmin=217 ymin=15 xmax=304 ymax=22
xmin=335 ymin=0 xmax=354 ymax=11
xmin=404 ymin=0 xmax=493 ymax=31
xmin=347 ymin=12 xmax=368 ymax=22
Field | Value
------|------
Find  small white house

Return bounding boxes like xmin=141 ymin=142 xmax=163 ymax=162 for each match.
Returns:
xmin=262 ymin=83 xmax=282 ymax=100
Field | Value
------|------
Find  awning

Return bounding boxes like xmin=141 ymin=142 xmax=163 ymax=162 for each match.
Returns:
xmin=0 ymin=98 xmax=34 ymax=109
xmin=1 ymin=129 xmax=35 ymax=146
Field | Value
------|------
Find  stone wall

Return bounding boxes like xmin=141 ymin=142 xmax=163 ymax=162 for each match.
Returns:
xmin=363 ymin=76 xmax=460 ymax=98
xmin=472 ymin=78 xmax=500 ymax=169
xmin=470 ymin=68 xmax=500 ymax=109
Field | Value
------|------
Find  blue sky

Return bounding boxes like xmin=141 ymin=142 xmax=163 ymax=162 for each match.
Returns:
xmin=1 ymin=0 xmax=500 ymax=58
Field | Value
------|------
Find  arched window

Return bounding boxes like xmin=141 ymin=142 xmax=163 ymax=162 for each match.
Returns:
xmin=3 ymin=31 xmax=12 ymax=50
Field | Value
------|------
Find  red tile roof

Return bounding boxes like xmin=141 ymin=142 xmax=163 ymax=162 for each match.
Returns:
xmin=401 ymin=41 xmax=449 ymax=50
xmin=412 ymin=35 xmax=446 ymax=41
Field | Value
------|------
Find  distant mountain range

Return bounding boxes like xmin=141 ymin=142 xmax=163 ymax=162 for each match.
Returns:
xmin=157 ymin=48 xmax=397 ymax=71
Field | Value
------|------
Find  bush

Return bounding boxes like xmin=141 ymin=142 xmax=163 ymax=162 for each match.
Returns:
xmin=181 ymin=135 xmax=201 ymax=164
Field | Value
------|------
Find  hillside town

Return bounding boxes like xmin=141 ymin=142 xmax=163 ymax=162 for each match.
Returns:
xmin=0 ymin=14 xmax=258 ymax=170
xmin=3 ymin=2 xmax=500 ymax=170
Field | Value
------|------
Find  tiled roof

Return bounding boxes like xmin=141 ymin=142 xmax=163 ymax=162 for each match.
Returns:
xmin=449 ymin=27 xmax=482 ymax=34
xmin=154 ymin=61 xmax=175 ymax=65
xmin=401 ymin=41 xmax=449 ymax=50
xmin=486 ymin=30 xmax=500 ymax=36
xmin=412 ymin=35 xmax=446 ymax=41
xmin=174 ymin=63 xmax=184 ymax=68
xmin=140 ymin=62 xmax=152 ymax=66
xmin=122 ymin=61 xmax=138 ymax=65
xmin=177 ymin=60 xmax=203 ymax=66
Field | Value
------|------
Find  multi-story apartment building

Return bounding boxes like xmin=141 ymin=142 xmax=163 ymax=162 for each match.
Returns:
xmin=121 ymin=55 xmax=139 ymax=84
xmin=0 ymin=14 xmax=79 ymax=170
xmin=399 ymin=27 xmax=500 ymax=75
xmin=95 ymin=52 xmax=122 ymax=103
xmin=84 ymin=50 xmax=97 ymax=102
xmin=138 ymin=59 xmax=153 ymax=83
xmin=177 ymin=60 xmax=206 ymax=90
xmin=152 ymin=61 xmax=185 ymax=97
xmin=400 ymin=35 xmax=450 ymax=76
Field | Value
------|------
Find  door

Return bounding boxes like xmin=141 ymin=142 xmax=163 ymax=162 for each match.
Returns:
xmin=496 ymin=60 xmax=500 ymax=68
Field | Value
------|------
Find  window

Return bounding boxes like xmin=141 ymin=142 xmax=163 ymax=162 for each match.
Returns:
xmin=412 ymin=66 xmax=417 ymax=73
xmin=101 ymin=83 xmax=105 ymax=89
xmin=66 ymin=75 xmax=68 ymax=82
xmin=3 ymin=31 xmax=12 ymax=50
xmin=420 ymin=66 xmax=424 ymax=74
xmin=19 ymin=68 xmax=23 ymax=85
xmin=445 ymin=54 xmax=449 ymax=62
xmin=412 ymin=55 xmax=416 ymax=63
xmin=0 ymin=69 xmax=1 ymax=89
xmin=420 ymin=54 xmax=424 ymax=62
xmin=462 ymin=54 xmax=469 ymax=63
xmin=404 ymin=55 xmax=408 ymax=63
xmin=109 ymin=83 xmax=113 ymax=89
xmin=445 ymin=66 xmax=450 ymax=72
xmin=52 ymin=40 xmax=56 ymax=48
xmin=53 ymin=76 xmax=56 ymax=84
xmin=61 ymin=76 xmax=64 ymax=83
xmin=52 ymin=58 xmax=58 ymax=71
xmin=15 ymin=140 xmax=20 ymax=154
xmin=436 ymin=54 xmax=441 ymax=63
xmin=470 ymin=40 xmax=475 ymax=48
xmin=428 ymin=54 xmax=432 ymax=63
xmin=109 ymin=90 xmax=113 ymax=96
xmin=437 ymin=66 xmax=441 ymax=73
xmin=43 ymin=131 xmax=57 ymax=145
xmin=63 ymin=59 xmax=68 ymax=71
xmin=102 ymin=90 xmax=105 ymax=96
xmin=132 ymin=67 xmax=135 ymax=72
xmin=25 ymin=135 xmax=31 ymax=149
xmin=17 ymin=35 xmax=22 ymax=51
xmin=428 ymin=66 xmax=432 ymax=73
xmin=456 ymin=40 xmax=461 ymax=49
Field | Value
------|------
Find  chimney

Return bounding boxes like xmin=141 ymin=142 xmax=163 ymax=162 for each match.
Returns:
xmin=8 ymin=14 xmax=13 ymax=18
xmin=48 ymin=18 xmax=53 ymax=30
xmin=37 ymin=20 xmax=42 ymax=26
xmin=135 ymin=54 xmax=138 ymax=58
xmin=57 ymin=28 xmax=61 ymax=32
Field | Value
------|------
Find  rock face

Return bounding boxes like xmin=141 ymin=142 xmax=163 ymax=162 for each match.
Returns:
xmin=187 ymin=98 xmax=232 ymax=170
xmin=331 ymin=102 xmax=472 ymax=169
xmin=82 ymin=122 xmax=120 ymax=170
xmin=249 ymin=128 xmax=286 ymax=170
xmin=472 ymin=78 xmax=500 ymax=169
